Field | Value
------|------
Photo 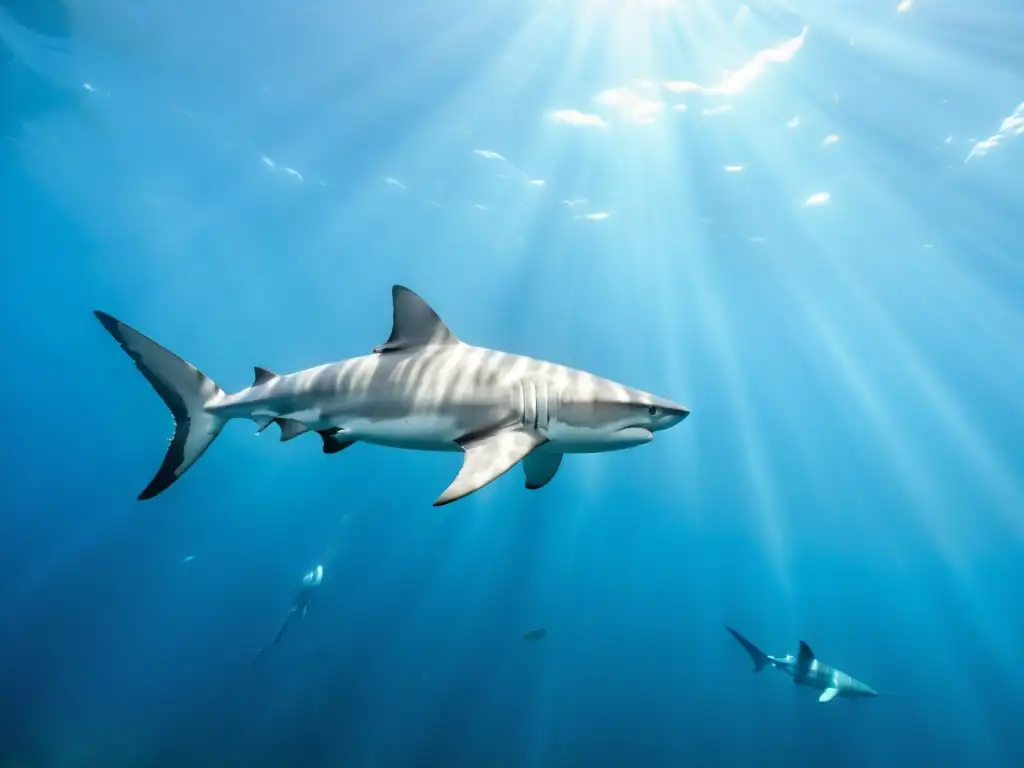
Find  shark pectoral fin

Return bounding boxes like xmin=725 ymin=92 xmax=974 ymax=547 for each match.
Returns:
xmin=275 ymin=418 xmax=311 ymax=442
xmin=318 ymin=429 xmax=356 ymax=454
xmin=373 ymin=285 xmax=460 ymax=354
xmin=522 ymin=452 xmax=563 ymax=490
xmin=819 ymin=688 xmax=840 ymax=703
xmin=434 ymin=428 xmax=547 ymax=506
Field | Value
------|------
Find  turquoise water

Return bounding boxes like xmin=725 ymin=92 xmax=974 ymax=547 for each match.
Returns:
xmin=1 ymin=1 xmax=1022 ymax=765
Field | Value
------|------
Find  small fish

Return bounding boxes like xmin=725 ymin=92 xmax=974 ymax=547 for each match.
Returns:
xmin=522 ymin=628 xmax=547 ymax=642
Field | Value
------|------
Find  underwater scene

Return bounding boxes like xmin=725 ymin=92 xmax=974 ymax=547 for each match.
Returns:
xmin=1 ymin=0 xmax=1022 ymax=765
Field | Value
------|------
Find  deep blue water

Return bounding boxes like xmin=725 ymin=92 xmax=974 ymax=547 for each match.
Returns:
xmin=2 ymin=1 xmax=1023 ymax=766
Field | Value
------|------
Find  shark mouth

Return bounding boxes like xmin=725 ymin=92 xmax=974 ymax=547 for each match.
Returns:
xmin=616 ymin=426 xmax=654 ymax=441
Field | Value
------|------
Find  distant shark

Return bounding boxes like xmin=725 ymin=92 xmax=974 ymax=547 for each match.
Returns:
xmin=94 ymin=285 xmax=690 ymax=506
xmin=726 ymin=626 xmax=879 ymax=703
xmin=253 ymin=565 xmax=323 ymax=665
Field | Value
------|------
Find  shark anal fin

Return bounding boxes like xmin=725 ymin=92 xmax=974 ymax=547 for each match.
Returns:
xmin=275 ymin=418 xmax=311 ymax=442
xmin=254 ymin=415 xmax=275 ymax=433
xmin=523 ymin=452 xmax=563 ymax=490
xmin=819 ymin=687 xmax=840 ymax=703
xmin=253 ymin=366 xmax=278 ymax=386
xmin=373 ymin=285 xmax=460 ymax=354
xmin=318 ymin=429 xmax=356 ymax=454
xmin=434 ymin=428 xmax=547 ymax=506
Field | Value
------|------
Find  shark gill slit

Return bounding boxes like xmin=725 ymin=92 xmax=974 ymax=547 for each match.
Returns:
xmin=537 ymin=380 xmax=549 ymax=431
xmin=521 ymin=380 xmax=536 ymax=430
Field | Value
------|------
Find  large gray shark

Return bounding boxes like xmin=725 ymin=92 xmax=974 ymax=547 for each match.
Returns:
xmin=726 ymin=626 xmax=879 ymax=703
xmin=94 ymin=285 xmax=690 ymax=506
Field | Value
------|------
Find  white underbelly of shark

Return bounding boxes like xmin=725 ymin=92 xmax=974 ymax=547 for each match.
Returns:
xmin=335 ymin=414 xmax=466 ymax=451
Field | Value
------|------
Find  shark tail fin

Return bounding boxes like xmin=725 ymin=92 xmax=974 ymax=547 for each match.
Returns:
xmin=726 ymin=626 xmax=770 ymax=673
xmin=94 ymin=311 xmax=229 ymax=500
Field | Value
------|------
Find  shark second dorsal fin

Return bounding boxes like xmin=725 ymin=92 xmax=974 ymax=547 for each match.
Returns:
xmin=253 ymin=366 xmax=277 ymax=386
xmin=373 ymin=285 xmax=459 ymax=354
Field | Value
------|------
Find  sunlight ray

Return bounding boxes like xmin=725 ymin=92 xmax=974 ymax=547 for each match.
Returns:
xmin=738 ymin=108 xmax=1022 ymax=559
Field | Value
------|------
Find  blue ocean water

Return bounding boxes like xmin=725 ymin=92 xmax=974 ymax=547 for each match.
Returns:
xmin=2 ymin=0 xmax=1023 ymax=765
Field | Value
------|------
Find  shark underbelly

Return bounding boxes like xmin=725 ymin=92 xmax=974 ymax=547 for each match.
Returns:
xmin=338 ymin=413 xmax=466 ymax=451
xmin=251 ymin=377 xmax=517 ymax=451
xmin=547 ymin=424 xmax=654 ymax=454
xmin=796 ymin=669 xmax=834 ymax=690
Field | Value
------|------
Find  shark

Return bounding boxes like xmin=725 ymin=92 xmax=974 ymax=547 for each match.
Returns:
xmin=726 ymin=626 xmax=879 ymax=703
xmin=253 ymin=564 xmax=323 ymax=665
xmin=94 ymin=285 xmax=690 ymax=506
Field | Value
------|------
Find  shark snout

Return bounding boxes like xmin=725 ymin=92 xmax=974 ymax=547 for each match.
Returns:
xmin=851 ymin=681 xmax=878 ymax=697
xmin=655 ymin=399 xmax=690 ymax=430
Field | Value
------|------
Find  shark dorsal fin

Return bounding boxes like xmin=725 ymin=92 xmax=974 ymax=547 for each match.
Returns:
xmin=796 ymin=640 xmax=815 ymax=676
xmin=799 ymin=641 xmax=815 ymax=661
xmin=373 ymin=285 xmax=459 ymax=354
xmin=253 ymin=366 xmax=277 ymax=386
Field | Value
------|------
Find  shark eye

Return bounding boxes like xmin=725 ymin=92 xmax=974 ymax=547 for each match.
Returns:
xmin=648 ymin=405 xmax=658 ymax=416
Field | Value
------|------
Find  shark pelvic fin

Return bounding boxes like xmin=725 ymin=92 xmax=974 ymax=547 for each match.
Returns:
xmin=522 ymin=452 xmax=563 ymax=490
xmin=275 ymin=418 xmax=310 ymax=441
xmin=93 ymin=310 xmax=228 ymax=500
xmin=434 ymin=427 xmax=547 ymax=506
xmin=373 ymin=285 xmax=460 ymax=354
xmin=253 ymin=366 xmax=277 ymax=386
xmin=819 ymin=687 xmax=840 ymax=703
xmin=318 ymin=429 xmax=356 ymax=454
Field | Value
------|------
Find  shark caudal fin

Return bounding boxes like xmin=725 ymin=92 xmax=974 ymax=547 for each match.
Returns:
xmin=94 ymin=311 xmax=228 ymax=500
xmin=726 ymin=626 xmax=771 ymax=673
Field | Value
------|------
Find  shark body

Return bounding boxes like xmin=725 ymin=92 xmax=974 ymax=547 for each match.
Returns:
xmin=253 ymin=565 xmax=323 ymax=665
xmin=94 ymin=285 xmax=690 ymax=506
xmin=726 ymin=626 xmax=879 ymax=703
